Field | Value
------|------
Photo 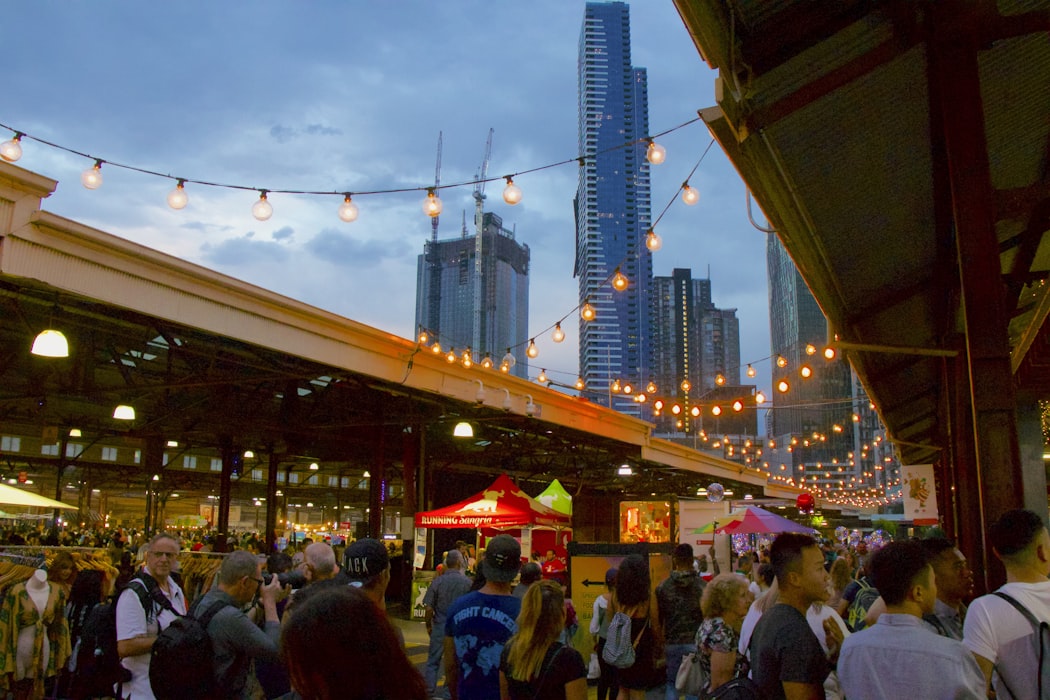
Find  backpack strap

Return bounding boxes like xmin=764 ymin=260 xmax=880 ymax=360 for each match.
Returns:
xmin=190 ymin=597 xmax=233 ymax=631
xmin=127 ymin=574 xmax=181 ymax=619
xmin=992 ymin=591 xmax=1047 ymax=697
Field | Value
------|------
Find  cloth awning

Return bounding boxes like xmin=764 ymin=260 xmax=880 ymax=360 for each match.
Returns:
xmin=415 ymin=474 xmax=571 ymax=529
xmin=0 ymin=484 xmax=76 ymax=510
xmin=715 ymin=506 xmax=815 ymax=535
xmin=535 ymin=479 xmax=573 ymax=515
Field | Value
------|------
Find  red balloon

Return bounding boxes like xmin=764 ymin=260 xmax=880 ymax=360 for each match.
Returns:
xmin=797 ymin=493 xmax=815 ymax=514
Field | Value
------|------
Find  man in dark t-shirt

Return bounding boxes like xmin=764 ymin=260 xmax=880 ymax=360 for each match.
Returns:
xmin=749 ymin=533 xmax=842 ymax=700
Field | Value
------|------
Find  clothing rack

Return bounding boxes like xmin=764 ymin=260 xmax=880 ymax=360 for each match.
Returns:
xmin=0 ymin=550 xmax=47 ymax=567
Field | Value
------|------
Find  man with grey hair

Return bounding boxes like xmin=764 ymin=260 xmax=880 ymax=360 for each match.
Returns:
xmin=424 ymin=550 xmax=472 ymax=699
xmin=192 ymin=550 xmax=284 ymax=699
xmin=303 ymin=541 xmax=349 ymax=585
xmin=116 ymin=532 xmax=187 ymax=700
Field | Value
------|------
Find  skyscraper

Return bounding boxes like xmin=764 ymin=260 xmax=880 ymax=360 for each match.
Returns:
xmin=652 ymin=268 xmax=741 ymax=432
xmin=415 ymin=212 xmax=530 ymax=377
xmin=575 ymin=1 xmax=654 ymax=415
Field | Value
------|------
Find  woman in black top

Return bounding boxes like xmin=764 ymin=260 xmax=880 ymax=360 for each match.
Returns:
xmin=613 ymin=554 xmax=664 ymax=697
xmin=500 ymin=580 xmax=586 ymax=700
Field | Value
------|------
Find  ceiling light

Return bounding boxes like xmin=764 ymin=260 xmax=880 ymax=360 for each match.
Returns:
xmin=31 ymin=329 xmax=69 ymax=358
xmin=453 ymin=422 xmax=474 ymax=438
xmin=68 ymin=428 xmax=82 ymax=438
xmin=617 ymin=464 xmax=634 ymax=476
xmin=243 ymin=450 xmax=255 ymax=459
xmin=112 ymin=405 xmax=135 ymax=420
xmin=166 ymin=440 xmax=178 ymax=447
xmin=362 ymin=471 xmax=370 ymax=478
xmin=309 ymin=462 xmax=319 ymax=470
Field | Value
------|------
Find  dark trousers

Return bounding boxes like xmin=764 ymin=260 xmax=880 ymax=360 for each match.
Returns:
xmin=596 ymin=637 xmax=620 ymax=700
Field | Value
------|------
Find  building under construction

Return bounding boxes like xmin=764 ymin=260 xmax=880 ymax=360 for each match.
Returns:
xmin=414 ymin=212 xmax=530 ymax=378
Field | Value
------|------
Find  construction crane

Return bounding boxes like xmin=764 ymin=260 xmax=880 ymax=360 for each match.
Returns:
xmin=472 ymin=128 xmax=493 ymax=355
xmin=426 ymin=132 xmax=443 ymax=337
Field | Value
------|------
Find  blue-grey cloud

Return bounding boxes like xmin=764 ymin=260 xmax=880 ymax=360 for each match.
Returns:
xmin=304 ymin=228 xmax=411 ymax=265
xmin=200 ymin=235 xmax=290 ymax=266
xmin=269 ymin=123 xmax=344 ymax=144
xmin=272 ymin=226 xmax=294 ymax=241
xmin=180 ymin=221 xmax=234 ymax=233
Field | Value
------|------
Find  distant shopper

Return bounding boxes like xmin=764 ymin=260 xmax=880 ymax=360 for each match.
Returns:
xmin=514 ymin=562 xmax=543 ymax=599
xmin=424 ymin=550 xmax=473 ymax=700
xmin=656 ymin=543 xmax=706 ymax=700
xmin=613 ymin=554 xmax=664 ymax=699
xmin=695 ymin=574 xmax=752 ymax=697
xmin=589 ymin=567 xmax=619 ymax=700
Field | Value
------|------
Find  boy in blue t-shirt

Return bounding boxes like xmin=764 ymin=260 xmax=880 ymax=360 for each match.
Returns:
xmin=444 ymin=535 xmax=523 ymax=700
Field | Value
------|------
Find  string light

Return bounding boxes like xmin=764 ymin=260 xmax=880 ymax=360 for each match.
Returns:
xmin=501 ymin=348 xmax=516 ymax=370
xmin=824 ymin=346 xmax=837 ymax=360
xmin=646 ymin=381 xmax=656 ymax=394
xmin=252 ymin=191 xmax=273 ymax=221
xmin=645 ymin=229 xmax=662 ymax=251
xmin=646 ymin=139 xmax=666 ymax=165
xmin=612 ymin=268 xmax=629 ymax=292
xmin=446 ymin=347 xmax=457 ymax=364
xmin=338 ymin=194 xmax=359 ymax=222
xmin=746 ymin=364 xmax=756 ymax=378
xmin=551 ymin=323 xmax=565 ymax=343
xmin=776 ymin=355 xmax=788 ymax=368
xmin=681 ymin=182 xmax=699 ymax=205
xmin=81 ymin=159 xmax=104 ymax=190
xmin=755 ymin=391 xmax=766 ymax=404
xmin=461 ymin=348 xmax=473 ymax=368
xmin=526 ymin=338 xmax=539 ymax=359
xmin=0 ymin=132 xmax=23 ymax=162
xmin=580 ymin=301 xmax=596 ymax=322
xmin=423 ymin=188 xmax=442 ymax=217
xmin=575 ymin=377 xmax=585 ymax=391
xmin=417 ymin=330 xmax=428 ymax=344
xmin=480 ymin=354 xmax=493 ymax=369
xmin=680 ymin=379 xmax=691 ymax=393
xmin=537 ymin=368 xmax=548 ymax=384
xmin=711 ymin=405 xmax=722 ymax=416
xmin=800 ymin=365 xmax=813 ymax=379
xmin=715 ymin=373 xmax=725 ymax=386
xmin=502 ymin=176 xmax=522 ymax=205
xmin=805 ymin=344 xmax=816 ymax=355
xmin=430 ymin=341 xmax=442 ymax=354
xmin=777 ymin=379 xmax=790 ymax=393
xmin=166 ymin=179 xmax=188 ymax=210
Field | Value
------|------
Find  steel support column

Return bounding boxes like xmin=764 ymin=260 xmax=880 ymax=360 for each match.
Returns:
xmin=217 ymin=438 xmax=234 ymax=552
xmin=265 ymin=449 xmax=279 ymax=554
xmin=931 ymin=4 xmax=1024 ymax=592
xmin=368 ymin=431 xmax=385 ymax=538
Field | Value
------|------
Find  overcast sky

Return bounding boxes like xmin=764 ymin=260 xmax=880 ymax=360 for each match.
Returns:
xmin=2 ymin=1 xmax=772 ymax=395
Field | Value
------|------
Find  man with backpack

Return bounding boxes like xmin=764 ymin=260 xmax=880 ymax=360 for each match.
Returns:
xmin=963 ymin=509 xmax=1050 ymax=700
xmin=115 ymin=532 xmax=187 ymax=699
xmin=170 ymin=549 xmax=284 ymax=699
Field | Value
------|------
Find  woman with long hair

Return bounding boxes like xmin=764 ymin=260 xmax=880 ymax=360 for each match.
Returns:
xmin=695 ymin=574 xmax=753 ymax=695
xmin=827 ymin=557 xmax=852 ymax=611
xmin=612 ymin=554 xmax=664 ymax=700
xmin=499 ymin=579 xmax=586 ymax=700
xmin=281 ymin=586 xmax=426 ymax=700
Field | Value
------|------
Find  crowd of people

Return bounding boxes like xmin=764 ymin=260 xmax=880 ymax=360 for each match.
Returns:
xmin=0 ymin=508 xmax=1047 ymax=700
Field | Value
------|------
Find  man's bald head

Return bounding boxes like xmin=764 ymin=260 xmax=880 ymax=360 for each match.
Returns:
xmin=305 ymin=542 xmax=337 ymax=581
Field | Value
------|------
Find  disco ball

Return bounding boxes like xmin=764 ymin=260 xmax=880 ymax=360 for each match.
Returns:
xmin=707 ymin=483 xmax=725 ymax=503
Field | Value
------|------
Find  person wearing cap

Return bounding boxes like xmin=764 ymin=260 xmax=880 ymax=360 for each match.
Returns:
xmin=343 ymin=537 xmax=406 ymax=648
xmin=443 ymin=534 xmax=522 ymax=700
xmin=590 ymin=567 xmax=620 ymax=700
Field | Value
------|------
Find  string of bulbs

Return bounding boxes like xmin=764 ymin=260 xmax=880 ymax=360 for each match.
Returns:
xmin=0 ymin=115 xmax=700 ymax=222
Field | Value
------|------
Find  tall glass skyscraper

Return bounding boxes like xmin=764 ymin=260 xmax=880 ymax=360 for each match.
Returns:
xmin=575 ymin=1 xmax=654 ymax=414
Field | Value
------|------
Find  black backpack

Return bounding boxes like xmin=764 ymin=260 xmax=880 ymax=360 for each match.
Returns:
xmin=149 ymin=598 xmax=231 ymax=700
xmin=69 ymin=574 xmax=169 ymax=700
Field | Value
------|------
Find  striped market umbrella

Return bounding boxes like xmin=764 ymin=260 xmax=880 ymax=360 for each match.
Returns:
xmin=715 ymin=506 xmax=815 ymax=535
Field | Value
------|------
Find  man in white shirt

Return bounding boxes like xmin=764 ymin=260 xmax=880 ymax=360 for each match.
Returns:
xmin=116 ymin=533 xmax=187 ymax=699
xmin=963 ymin=508 xmax=1050 ymax=700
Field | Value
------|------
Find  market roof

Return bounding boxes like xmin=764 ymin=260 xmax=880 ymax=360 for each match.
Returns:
xmin=674 ymin=0 xmax=1050 ymax=466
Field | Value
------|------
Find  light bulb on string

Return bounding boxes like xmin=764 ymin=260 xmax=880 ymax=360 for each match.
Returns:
xmin=537 ymin=368 xmax=548 ymax=384
xmin=501 ymin=348 xmax=516 ymax=370
xmin=777 ymin=379 xmax=790 ymax=393
xmin=746 ymin=364 xmax=756 ymax=378
xmin=755 ymin=391 xmax=766 ymax=404
xmin=680 ymin=379 xmax=691 ymax=393
xmin=711 ymin=405 xmax=722 ymax=416
xmin=646 ymin=139 xmax=666 ymax=165
xmin=0 ymin=132 xmax=23 ymax=163
xmin=551 ymin=323 xmax=565 ymax=343
xmin=252 ymin=191 xmax=273 ymax=221
xmin=575 ymin=376 xmax=585 ymax=391
xmin=166 ymin=179 xmax=188 ymax=210
xmin=612 ymin=268 xmax=629 ymax=292
xmin=422 ymin=188 xmax=443 ymax=217
xmin=776 ymin=354 xmax=787 ymax=368
xmin=805 ymin=344 xmax=816 ymax=356
xmin=338 ymin=194 xmax=359 ymax=222
xmin=430 ymin=341 xmax=442 ymax=355
xmin=715 ymin=374 xmax=725 ymax=386
xmin=646 ymin=381 xmax=657 ymax=394
xmin=480 ymin=354 xmax=493 ymax=369
xmin=800 ymin=365 xmax=813 ymax=379
xmin=580 ymin=301 xmax=596 ymax=322
xmin=732 ymin=400 xmax=744 ymax=412
xmin=446 ymin=347 xmax=457 ymax=364
xmin=526 ymin=339 xmax=539 ymax=359
xmin=645 ymin=229 xmax=662 ymax=252
xmin=502 ymin=177 xmax=522 ymax=205
xmin=81 ymin=160 xmax=104 ymax=190
xmin=681 ymin=182 xmax=699 ymax=205
xmin=461 ymin=347 xmax=473 ymax=368
xmin=417 ymin=330 xmax=428 ymax=345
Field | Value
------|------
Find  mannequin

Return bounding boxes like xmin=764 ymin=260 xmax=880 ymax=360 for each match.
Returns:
xmin=0 ymin=568 xmax=71 ymax=700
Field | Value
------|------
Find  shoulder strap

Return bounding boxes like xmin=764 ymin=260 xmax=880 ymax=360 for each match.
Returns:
xmin=992 ymin=591 xmax=1047 ymax=697
xmin=130 ymin=573 xmax=181 ymax=617
xmin=191 ymin=597 xmax=232 ymax=630
xmin=534 ymin=644 xmax=564 ymax=697
xmin=632 ymin=617 xmax=649 ymax=649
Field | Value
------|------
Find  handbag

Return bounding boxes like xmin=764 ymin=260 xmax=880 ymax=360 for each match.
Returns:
xmin=675 ymin=649 xmax=707 ymax=695
xmin=587 ymin=651 xmax=601 ymax=680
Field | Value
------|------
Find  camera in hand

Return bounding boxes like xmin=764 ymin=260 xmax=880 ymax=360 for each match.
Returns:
xmin=262 ymin=570 xmax=307 ymax=589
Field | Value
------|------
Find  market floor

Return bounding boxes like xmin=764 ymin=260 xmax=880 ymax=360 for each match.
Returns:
xmin=393 ymin=618 xmax=604 ymax=699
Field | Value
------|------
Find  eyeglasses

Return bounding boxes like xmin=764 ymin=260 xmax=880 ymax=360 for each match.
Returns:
xmin=251 ymin=577 xmax=264 ymax=588
xmin=149 ymin=551 xmax=178 ymax=559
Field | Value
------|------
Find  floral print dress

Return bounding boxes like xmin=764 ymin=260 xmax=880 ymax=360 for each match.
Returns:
xmin=695 ymin=616 xmax=748 ymax=696
xmin=0 ymin=581 xmax=71 ymax=699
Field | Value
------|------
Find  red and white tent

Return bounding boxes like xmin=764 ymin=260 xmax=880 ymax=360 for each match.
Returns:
xmin=414 ymin=474 xmax=571 ymax=529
